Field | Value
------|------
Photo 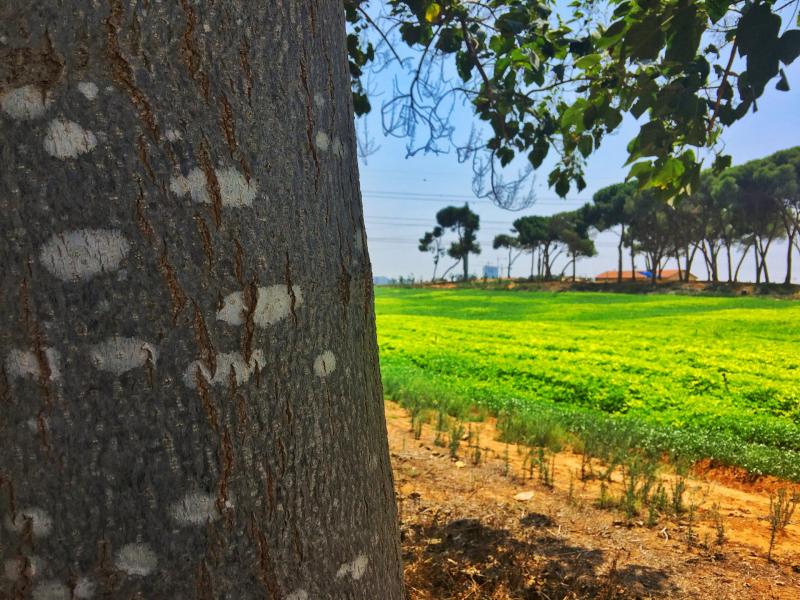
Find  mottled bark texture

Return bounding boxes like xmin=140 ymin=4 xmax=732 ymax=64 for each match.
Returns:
xmin=0 ymin=1 xmax=404 ymax=598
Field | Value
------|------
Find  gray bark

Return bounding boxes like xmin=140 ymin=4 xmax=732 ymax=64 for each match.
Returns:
xmin=0 ymin=1 xmax=404 ymax=599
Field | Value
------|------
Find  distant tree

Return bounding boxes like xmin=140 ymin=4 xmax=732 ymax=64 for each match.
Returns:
xmin=513 ymin=215 xmax=552 ymax=279
xmin=436 ymin=204 xmax=481 ymax=281
xmin=715 ymin=161 xmax=786 ymax=283
xmin=762 ymin=148 xmax=800 ymax=284
xmin=628 ymin=192 xmax=673 ymax=283
xmin=557 ymin=210 xmax=597 ymax=282
xmin=692 ymin=179 xmax=731 ymax=282
xmin=590 ymin=183 xmax=637 ymax=282
xmin=493 ymin=233 xmax=523 ymax=279
xmin=419 ymin=226 xmax=446 ymax=281
xmin=667 ymin=196 xmax=704 ymax=281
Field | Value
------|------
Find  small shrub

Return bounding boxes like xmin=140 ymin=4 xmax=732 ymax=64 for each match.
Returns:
xmin=766 ymin=488 xmax=799 ymax=561
xmin=670 ymin=477 xmax=687 ymax=515
xmin=596 ymin=481 xmax=615 ymax=510
xmin=710 ymin=502 xmax=725 ymax=548
xmin=448 ymin=420 xmax=465 ymax=458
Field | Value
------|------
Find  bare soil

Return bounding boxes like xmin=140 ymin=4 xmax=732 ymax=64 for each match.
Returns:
xmin=387 ymin=401 xmax=800 ymax=599
xmin=420 ymin=279 xmax=800 ymax=299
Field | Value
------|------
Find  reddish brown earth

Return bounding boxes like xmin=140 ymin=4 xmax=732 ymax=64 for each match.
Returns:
xmin=422 ymin=279 xmax=800 ymax=299
xmin=387 ymin=401 xmax=800 ymax=599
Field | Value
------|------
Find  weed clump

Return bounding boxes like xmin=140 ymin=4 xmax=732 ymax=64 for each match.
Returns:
xmin=766 ymin=488 xmax=799 ymax=561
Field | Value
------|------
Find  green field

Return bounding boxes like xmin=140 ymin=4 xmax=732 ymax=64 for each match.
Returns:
xmin=375 ymin=288 xmax=800 ymax=480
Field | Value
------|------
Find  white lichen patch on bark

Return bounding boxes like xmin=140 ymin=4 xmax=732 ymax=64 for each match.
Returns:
xmin=43 ymin=118 xmax=97 ymax=158
xmin=336 ymin=554 xmax=368 ymax=581
xmin=313 ymin=350 xmax=336 ymax=378
xmin=4 ymin=507 xmax=53 ymax=538
xmin=77 ymin=82 xmax=99 ymax=101
xmin=286 ymin=590 xmax=308 ymax=600
xmin=315 ymin=131 xmax=330 ymax=152
xmin=39 ymin=229 xmax=130 ymax=282
xmin=313 ymin=92 xmax=325 ymax=108
xmin=183 ymin=350 xmax=265 ymax=388
xmin=169 ymin=167 xmax=257 ymax=207
xmin=89 ymin=337 xmax=157 ymax=375
xmin=168 ymin=167 xmax=206 ymax=202
xmin=164 ymin=128 xmax=182 ymax=141
xmin=3 ymin=555 xmax=43 ymax=581
xmin=114 ymin=543 xmax=157 ymax=576
xmin=5 ymin=348 xmax=61 ymax=381
xmin=169 ymin=491 xmax=220 ymax=526
xmin=31 ymin=580 xmax=69 ymax=600
xmin=217 ymin=285 xmax=303 ymax=328
xmin=73 ymin=577 xmax=95 ymax=599
xmin=216 ymin=167 xmax=257 ymax=207
xmin=0 ymin=85 xmax=52 ymax=120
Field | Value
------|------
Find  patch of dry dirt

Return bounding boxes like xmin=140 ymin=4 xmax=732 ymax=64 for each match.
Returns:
xmin=387 ymin=401 xmax=800 ymax=599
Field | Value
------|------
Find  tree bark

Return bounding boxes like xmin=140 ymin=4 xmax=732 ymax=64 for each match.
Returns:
xmin=0 ymin=2 xmax=404 ymax=598
xmin=572 ymin=253 xmax=576 ymax=282
xmin=754 ymin=244 xmax=761 ymax=283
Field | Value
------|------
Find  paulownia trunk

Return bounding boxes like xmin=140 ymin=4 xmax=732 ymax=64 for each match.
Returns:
xmin=0 ymin=1 xmax=404 ymax=598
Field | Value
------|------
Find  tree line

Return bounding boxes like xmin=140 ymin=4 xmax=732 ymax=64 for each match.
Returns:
xmin=421 ymin=147 xmax=800 ymax=284
xmin=586 ymin=146 xmax=800 ymax=284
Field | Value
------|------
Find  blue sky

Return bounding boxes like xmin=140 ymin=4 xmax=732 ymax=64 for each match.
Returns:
xmin=357 ymin=12 xmax=800 ymax=283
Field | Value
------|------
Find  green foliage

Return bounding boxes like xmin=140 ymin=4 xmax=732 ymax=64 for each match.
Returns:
xmin=344 ymin=0 xmax=800 ymax=200
xmin=511 ymin=210 xmax=595 ymax=280
xmin=377 ymin=287 xmax=800 ymax=480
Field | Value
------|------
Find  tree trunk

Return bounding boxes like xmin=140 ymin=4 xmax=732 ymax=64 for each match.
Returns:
xmin=0 ymin=3 xmax=404 ymax=599
xmin=786 ymin=230 xmax=795 ymax=285
xmin=726 ymin=243 xmax=733 ymax=283
xmin=630 ymin=246 xmax=636 ymax=281
xmin=685 ymin=243 xmax=698 ymax=281
xmin=463 ymin=252 xmax=469 ymax=281
xmin=754 ymin=244 xmax=762 ymax=283
xmin=530 ymin=248 xmax=535 ymax=279
xmin=572 ymin=253 xmax=576 ymax=282
xmin=543 ymin=245 xmax=551 ymax=280
xmin=705 ymin=241 xmax=719 ymax=283
xmin=617 ymin=224 xmax=624 ymax=283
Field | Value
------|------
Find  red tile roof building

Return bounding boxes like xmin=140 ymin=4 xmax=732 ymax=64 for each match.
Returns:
xmin=595 ymin=269 xmax=697 ymax=282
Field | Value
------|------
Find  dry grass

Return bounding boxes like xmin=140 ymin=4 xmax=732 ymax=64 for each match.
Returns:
xmin=387 ymin=401 xmax=800 ymax=599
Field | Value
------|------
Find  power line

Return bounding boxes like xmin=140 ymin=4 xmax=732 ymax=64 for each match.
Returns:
xmin=361 ymin=189 xmax=590 ymax=206
xmin=366 ymin=215 xmax=515 ymax=225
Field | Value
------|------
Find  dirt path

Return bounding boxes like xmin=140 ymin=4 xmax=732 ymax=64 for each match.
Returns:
xmin=387 ymin=401 xmax=800 ymax=599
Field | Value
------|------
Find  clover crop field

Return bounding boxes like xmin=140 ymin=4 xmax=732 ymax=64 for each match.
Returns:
xmin=375 ymin=287 xmax=800 ymax=480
